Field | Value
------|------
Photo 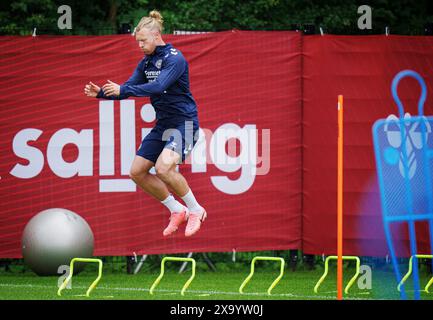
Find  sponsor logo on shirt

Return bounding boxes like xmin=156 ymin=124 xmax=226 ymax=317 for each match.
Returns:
xmin=145 ymin=70 xmax=161 ymax=82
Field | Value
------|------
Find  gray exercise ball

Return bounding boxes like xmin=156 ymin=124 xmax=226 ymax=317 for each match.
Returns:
xmin=22 ymin=208 xmax=94 ymax=276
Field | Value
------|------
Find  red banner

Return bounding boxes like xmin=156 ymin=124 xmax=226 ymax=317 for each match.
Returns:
xmin=2 ymin=32 xmax=433 ymax=259
xmin=302 ymin=35 xmax=433 ymax=256
xmin=0 ymin=31 xmax=303 ymax=258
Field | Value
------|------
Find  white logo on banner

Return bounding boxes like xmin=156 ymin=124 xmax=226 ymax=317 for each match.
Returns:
xmin=9 ymin=101 xmax=271 ymax=195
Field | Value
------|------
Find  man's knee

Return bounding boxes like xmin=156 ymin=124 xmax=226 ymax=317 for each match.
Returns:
xmin=155 ymin=163 xmax=172 ymax=180
xmin=129 ymin=166 xmax=150 ymax=181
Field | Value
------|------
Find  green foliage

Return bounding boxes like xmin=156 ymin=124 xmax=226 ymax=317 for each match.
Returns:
xmin=0 ymin=0 xmax=432 ymax=35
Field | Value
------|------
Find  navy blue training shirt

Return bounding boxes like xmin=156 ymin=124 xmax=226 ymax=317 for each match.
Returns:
xmin=97 ymin=43 xmax=198 ymax=123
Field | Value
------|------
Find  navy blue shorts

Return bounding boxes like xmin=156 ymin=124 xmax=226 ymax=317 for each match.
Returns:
xmin=136 ymin=119 xmax=199 ymax=164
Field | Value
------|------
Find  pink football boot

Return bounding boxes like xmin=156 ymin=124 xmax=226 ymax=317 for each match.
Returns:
xmin=185 ymin=208 xmax=207 ymax=237
xmin=163 ymin=207 xmax=189 ymax=236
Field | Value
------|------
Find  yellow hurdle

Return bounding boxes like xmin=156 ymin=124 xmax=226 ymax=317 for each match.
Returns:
xmin=149 ymin=257 xmax=196 ymax=296
xmin=314 ymin=256 xmax=360 ymax=294
xmin=398 ymin=254 xmax=433 ymax=293
xmin=239 ymin=256 xmax=285 ymax=295
xmin=57 ymin=257 xmax=103 ymax=297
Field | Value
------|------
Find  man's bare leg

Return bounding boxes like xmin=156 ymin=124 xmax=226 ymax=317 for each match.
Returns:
xmin=154 ymin=149 xmax=190 ymax=197
xmin=155 ymin=148 xmax=206 ymax=237
xmin=129 ymin=155 xmax=188 ymax=236
xmin=129 ymin=156 xmax=170 ymax=201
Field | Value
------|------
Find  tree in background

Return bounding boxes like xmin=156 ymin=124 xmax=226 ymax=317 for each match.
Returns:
xmin=0 ymin=0 xmax=149 ymax=35
xmin=0 ymin=0 xmax=432 ymax=35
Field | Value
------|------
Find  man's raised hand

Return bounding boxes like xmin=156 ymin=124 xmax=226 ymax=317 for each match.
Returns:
xmin=102 ymin=80 xmax=120 ymax=97
xmin=84 ymin=81 xmax=101 ymax=97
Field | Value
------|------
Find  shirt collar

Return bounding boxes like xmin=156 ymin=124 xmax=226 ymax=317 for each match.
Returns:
xmin=154 ymin=43 xmax=172 ymax=55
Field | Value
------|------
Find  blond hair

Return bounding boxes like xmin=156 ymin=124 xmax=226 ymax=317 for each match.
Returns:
xmin=136 ymin=10 xmax=164 ymax=33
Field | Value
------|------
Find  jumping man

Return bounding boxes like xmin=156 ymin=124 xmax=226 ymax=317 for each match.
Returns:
xmin=84 ymin=10 xmax=206 ymax=237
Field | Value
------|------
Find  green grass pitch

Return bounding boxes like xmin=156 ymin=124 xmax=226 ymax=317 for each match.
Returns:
xmin=1 ymin=264 xmax=433 ymax=300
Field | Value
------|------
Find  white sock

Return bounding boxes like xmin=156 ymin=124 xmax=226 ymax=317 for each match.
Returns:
xmin=161 ymin=194 xmax=184 ymax=214
xmin=181 ymin=189 xmax=203 ymax=214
